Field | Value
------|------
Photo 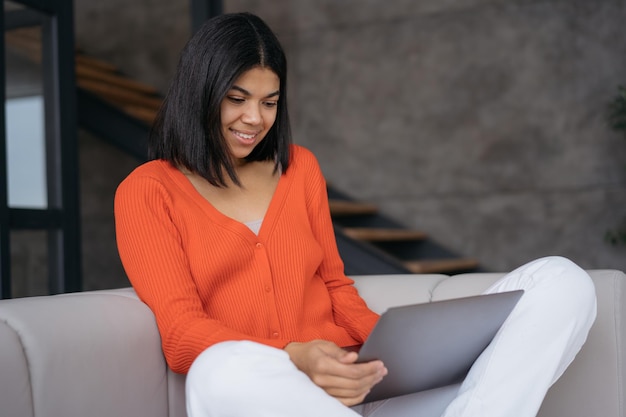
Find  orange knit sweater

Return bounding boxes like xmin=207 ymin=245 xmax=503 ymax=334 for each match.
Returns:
xmin=114 ymin=145 xmax=379 ymax=374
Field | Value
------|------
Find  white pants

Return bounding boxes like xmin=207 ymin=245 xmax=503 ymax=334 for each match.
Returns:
xmin=186 ymin=256 xmax=597 ymax=417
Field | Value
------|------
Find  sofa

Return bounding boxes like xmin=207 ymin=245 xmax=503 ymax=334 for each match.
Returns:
xmin=0 ymin=269 xmax=624 ymax=417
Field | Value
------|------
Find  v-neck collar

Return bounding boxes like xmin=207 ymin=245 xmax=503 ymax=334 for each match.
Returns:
xmin=162 ymin=160 xmax=291 ymax=242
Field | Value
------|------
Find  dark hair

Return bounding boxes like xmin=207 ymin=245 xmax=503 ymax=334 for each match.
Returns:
xmin=149 ymin=12 xmax=291 ymax=187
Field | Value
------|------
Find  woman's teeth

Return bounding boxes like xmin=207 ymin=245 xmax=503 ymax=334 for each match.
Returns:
xmin=234 ymin=130 xmax=256 ymax=139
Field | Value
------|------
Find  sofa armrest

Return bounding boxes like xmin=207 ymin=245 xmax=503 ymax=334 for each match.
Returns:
xmin=537 ymin=270 xmax=626 ymax=417
xmin=0 ymin=291 xmax=170 ymax=417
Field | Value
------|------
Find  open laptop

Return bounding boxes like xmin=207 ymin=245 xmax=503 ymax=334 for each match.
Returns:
xmin=352 ymin=290 xmax=524 ymax=403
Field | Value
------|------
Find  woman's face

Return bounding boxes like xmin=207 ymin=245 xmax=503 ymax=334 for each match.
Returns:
xmin=220 ymin=67 xmax=280 ymax=163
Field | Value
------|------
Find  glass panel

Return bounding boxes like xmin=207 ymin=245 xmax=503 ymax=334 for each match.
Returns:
xmin=10 ymin=230 xmax=48 ymax=298
xmin=4 ymin=5 xmax=47 ymax=209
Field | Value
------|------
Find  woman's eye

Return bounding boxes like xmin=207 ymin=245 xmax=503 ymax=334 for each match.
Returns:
xmin=263 ymin=101 xmax=278 ymax=108
xmin=227 ymin=96 xmax=245 ymax=104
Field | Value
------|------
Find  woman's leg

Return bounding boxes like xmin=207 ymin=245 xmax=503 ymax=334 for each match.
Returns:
xmin=187 ymin=256 xmax=596 ymax=417
xmin=186 ymin=340 xmax=360 ymax=417
xmin=360 ymin=256 xmax=596 ymax=417
xmin=440 ymin=256 xmax=597 ymax=417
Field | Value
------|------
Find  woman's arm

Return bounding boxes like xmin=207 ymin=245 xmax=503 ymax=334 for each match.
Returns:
xmin=300 ymin=149 xmax=380 ymax=342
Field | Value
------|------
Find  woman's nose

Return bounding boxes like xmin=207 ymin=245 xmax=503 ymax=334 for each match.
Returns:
xmin=241 ymin=103 xmax=262 ymax=125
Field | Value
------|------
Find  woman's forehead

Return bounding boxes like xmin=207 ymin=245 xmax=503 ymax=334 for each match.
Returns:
xmin=230 ymin=67 xmax=280 ymax=94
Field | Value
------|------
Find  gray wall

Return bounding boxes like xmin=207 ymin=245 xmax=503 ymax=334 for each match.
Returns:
xmin=67 ymin=0 xmax=626 ymax=292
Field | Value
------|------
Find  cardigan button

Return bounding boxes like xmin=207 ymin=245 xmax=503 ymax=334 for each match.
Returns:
xmin=272 ymin=332 xmax=279 ymax=338
xmin=256 ymin=243 xmax=262 ymax=249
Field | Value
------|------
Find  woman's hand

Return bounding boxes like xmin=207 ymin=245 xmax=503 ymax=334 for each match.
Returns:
xmin=284 ymin=340 xmax=387 ymax=406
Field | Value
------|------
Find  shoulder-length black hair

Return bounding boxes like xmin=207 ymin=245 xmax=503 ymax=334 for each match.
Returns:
xmin=149 ymin=12 xmax=292 ymax=187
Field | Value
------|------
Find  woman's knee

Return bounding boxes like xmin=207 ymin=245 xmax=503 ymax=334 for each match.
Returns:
xmin=520 ymin=256 xmax=597 ymax=323
xmin=495 ymin=256 xmax=596 ymax=320
xmin=537 ymin=257 xmax=595 ymax=301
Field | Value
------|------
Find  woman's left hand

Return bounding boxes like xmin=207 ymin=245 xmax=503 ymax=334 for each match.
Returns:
xmin=284 ymin=340 xmax=387 ymax=406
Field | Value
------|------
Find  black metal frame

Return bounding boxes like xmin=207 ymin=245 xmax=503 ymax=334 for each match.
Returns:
xmin=0 ymin=5 xmax=8 ymax=298
xmin=1 ymin=0 xmax=81 ymax=298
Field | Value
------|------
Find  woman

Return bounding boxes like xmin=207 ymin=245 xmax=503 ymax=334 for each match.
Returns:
xmin=115 ymin=12 xmax=597 ymax=417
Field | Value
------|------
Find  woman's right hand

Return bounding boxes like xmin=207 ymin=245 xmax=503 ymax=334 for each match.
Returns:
xmin=284 ymin=340 xmax=387 ymax=406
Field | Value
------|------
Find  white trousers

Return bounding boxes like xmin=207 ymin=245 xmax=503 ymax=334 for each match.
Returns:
xmin=186 ymin=256 xmax=597 ymax=417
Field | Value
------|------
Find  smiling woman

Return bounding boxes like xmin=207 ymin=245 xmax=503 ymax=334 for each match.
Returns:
xmin=114 ymin=12 xmax=597 ymax=417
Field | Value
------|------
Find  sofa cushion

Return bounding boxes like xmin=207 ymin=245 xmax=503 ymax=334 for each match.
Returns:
xmin=352 ymin=274 xmax=448 ymax=313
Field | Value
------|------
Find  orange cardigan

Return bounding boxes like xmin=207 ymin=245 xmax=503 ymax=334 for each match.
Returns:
xmin=115 ymin=145 xmax=379 ymax=373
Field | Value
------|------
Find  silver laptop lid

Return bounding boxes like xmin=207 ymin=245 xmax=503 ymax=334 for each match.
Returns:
xmin=357 ymin=290 xmax=524 ymax=403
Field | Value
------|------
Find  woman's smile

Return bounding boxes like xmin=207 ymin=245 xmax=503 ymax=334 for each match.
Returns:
xmin=230 ymin=128 xmax=261 ymax=145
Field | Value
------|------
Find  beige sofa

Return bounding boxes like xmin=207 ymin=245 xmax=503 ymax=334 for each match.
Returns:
xmin=0 ymin=269 xmax=624 ymax=417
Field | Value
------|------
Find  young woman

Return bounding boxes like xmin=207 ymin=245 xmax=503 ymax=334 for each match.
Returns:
xmin=114 ymin=12 xmax=597 ymax=417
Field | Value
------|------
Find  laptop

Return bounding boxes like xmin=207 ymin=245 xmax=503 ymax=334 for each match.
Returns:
xmin=353 ymin=290 xmax=524 ymax=403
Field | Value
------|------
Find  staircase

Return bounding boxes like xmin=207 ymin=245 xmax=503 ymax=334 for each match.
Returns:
xmin=327 ymin=188 xmax=479 ymax=275
xmin=6 ymin=28 xmax=480 ymax=276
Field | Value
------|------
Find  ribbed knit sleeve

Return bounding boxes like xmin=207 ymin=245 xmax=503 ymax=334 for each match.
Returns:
xmin=114 ymin=168 xmax=288 ymax=374
xmin=298 ymin=149 xmax=380 ymax=342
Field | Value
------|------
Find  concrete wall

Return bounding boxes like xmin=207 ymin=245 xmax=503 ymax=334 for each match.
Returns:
xmin=66 ymin=0 xmax=626 ymax=292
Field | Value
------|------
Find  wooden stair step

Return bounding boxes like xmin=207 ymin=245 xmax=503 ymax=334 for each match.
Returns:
xmin=6 ymin=27 xmax=157 ymax=100
xmin=329 ymin=200 xmax=378 ymax=216
xmin=75 ymin=64 xmax=158 ymax=95
xmin=342 ymin=227 xmax=427 ymax=242
xmin=6 ymin=27 xmax=41 ymax=42
xmin=6 ymin=28 xmax=116 ymax=72
xmin=120 ymin=105 xmax=159 ymax=125
xmin=403 ymin=258 xmax=479 ymax=274
xmin=77 ymin=78 xmax=163 ymax=110
xmin=75 ymin=53 xmax=119 ymax=73
xmin=5 ymin=30 xmax=42 ymax=62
